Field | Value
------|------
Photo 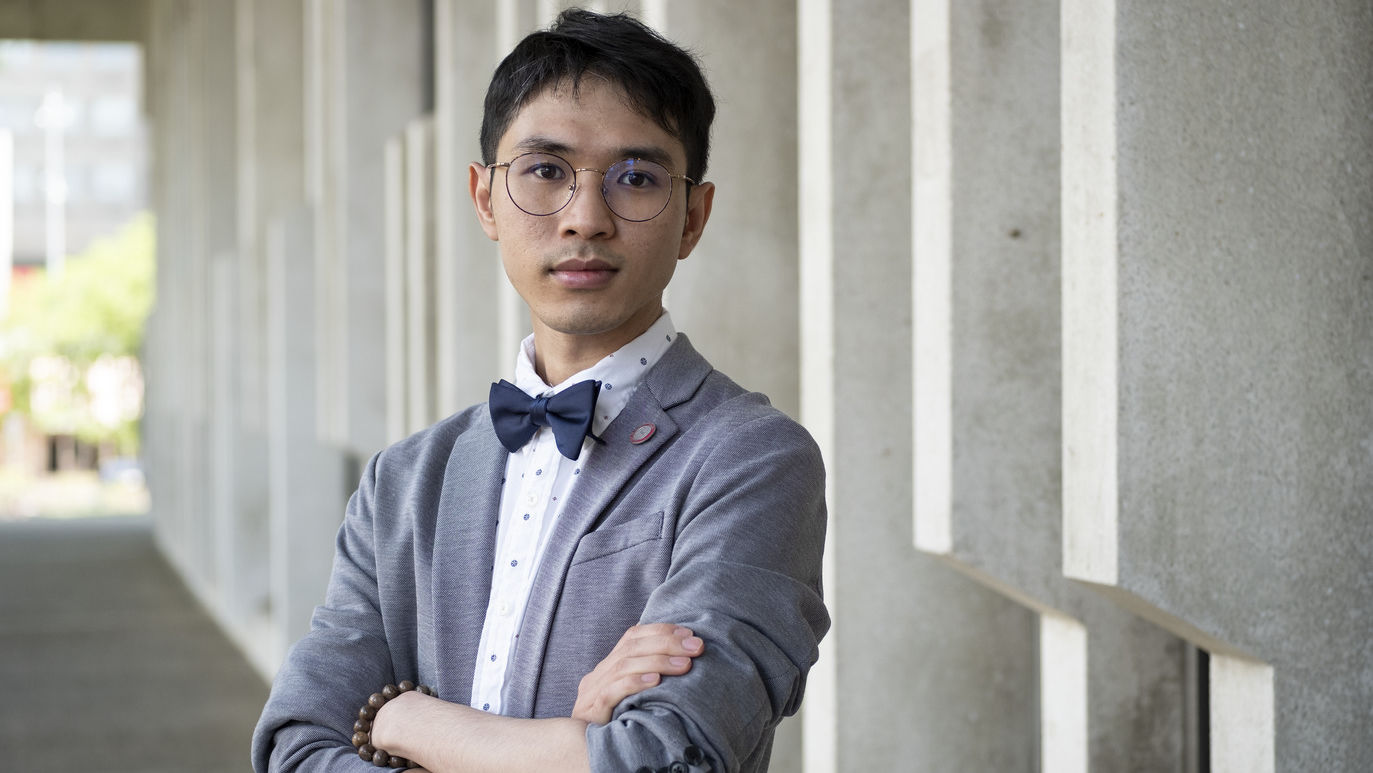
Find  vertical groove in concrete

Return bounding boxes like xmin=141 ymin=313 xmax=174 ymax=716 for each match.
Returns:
xmin=0 ymin=517 xmax=268 ymax=772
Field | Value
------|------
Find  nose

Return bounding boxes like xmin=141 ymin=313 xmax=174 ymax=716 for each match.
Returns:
xmin=559 ymin=168 xmax=616 ymax=239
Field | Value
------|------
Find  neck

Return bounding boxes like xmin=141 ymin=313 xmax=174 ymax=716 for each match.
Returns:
xmin=531 ymin=313 xmax=661 ymax=386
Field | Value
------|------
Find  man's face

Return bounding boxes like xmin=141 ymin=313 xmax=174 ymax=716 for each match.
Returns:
xmin=470 ymin=78 xmax=714 ymax=359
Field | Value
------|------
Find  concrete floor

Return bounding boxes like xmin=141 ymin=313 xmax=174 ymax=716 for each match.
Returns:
xmin=0 ymin=516 xmax=268 ymax=772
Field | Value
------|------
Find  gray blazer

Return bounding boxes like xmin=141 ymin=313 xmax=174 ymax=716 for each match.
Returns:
xmin=252 ymin=335 xmax=829 ymax=772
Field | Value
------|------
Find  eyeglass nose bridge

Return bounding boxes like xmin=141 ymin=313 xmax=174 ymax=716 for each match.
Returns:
xmin=565 ymin=166 xmax=609 ymax=200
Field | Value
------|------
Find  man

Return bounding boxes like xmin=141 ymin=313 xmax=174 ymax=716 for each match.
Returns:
xmin=252 ymin=10 xmax=827 ymax=772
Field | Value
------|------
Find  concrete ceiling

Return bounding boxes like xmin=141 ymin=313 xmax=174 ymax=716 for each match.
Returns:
xmin=0 ymin=0 xmax=146 ymax=42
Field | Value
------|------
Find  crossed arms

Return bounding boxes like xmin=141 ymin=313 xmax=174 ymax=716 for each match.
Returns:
xmin=367 ymin=623 xmax=704 ymax=772
xmin=252 ymin=400 xmax=829 ymax=772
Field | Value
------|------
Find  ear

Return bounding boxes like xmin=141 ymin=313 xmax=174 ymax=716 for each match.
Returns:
xmin=469 ymin=161 xmax=501 ymax=241
xmin=676 ymin=181 xmax=715 ymax=261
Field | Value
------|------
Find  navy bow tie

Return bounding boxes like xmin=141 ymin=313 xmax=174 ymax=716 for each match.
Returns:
xmin=489 ymin=379 xmax=601 ymax=460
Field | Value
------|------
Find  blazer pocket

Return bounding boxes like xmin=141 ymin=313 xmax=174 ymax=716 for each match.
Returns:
xmin=570 ymin=510 xmax=666 ymax=566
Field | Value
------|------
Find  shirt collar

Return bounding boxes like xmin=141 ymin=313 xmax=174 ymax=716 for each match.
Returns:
xmin=511 ymin=311 xmax=679 ymax=436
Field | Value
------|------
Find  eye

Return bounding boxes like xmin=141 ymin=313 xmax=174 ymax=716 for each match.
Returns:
xmin=512 ymin=154 xmax=571 ymax=183
xmin=527 ymin=162 xmax=567 ymax=182
xmin=610 ymin=160 xmax=665 ymax=190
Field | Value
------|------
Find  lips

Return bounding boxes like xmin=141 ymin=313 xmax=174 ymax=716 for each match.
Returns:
xmin=551 ymin=257 xmax=616 ymax=272
xmin=549 ymin=257 xmax=618 ymax=289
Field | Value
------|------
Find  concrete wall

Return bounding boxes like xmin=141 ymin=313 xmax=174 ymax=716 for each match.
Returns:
xmin=915 ymin=0 xmax=1194 ymax=769
xmin=56 ymin=0 xmax=1372 ymax=768
xmin=1062 ymin=1 xmax=1373 ymax=769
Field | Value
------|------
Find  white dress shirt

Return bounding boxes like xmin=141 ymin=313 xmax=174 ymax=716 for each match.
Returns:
xmin=469 ymin=311 xmax=679 ymax=714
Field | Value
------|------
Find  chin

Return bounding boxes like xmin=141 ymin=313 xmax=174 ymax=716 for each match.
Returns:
xmin=536 ymin=309 xmax=617 ymax=334
xmin=550 ymin=318 xmax=626 ymax=337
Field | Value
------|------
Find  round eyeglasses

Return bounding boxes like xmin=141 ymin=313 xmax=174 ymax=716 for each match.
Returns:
xmin=487 ymin=152 xmax=697 ymax=223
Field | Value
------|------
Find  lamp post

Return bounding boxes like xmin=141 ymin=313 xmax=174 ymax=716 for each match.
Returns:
xmin=0 ymin=129 xmax=12 ymax=318
xmin=34 ymin=89 xmax=70 ymax=279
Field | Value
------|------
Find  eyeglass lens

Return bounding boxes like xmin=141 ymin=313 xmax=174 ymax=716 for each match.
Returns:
xmin=503 ymin=153 xmax=677 ymax=222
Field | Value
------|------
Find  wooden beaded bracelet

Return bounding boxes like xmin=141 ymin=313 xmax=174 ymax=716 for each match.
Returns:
xmin=351 ymin=680 xmax=435 ymax=769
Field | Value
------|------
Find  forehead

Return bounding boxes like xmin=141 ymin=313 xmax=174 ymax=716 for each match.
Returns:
xmin=498 ymin=79 xmax=686 ymax=169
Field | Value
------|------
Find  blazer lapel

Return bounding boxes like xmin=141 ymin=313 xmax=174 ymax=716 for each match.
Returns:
xmin=430 ymin=409 xmax=506 ymax=705
xmin=501 ymin=335 xmax=713 ymax=716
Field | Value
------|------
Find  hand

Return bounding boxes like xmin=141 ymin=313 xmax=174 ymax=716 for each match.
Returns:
xmin=572 ymin=623 xmax=705 ymax=725
xmin=370 ymin=689 xmax=430 ymax=756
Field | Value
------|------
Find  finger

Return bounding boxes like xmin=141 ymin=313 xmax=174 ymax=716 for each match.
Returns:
xmin=605 ymin=623 xmax=681 ymax=659
xmin=620 ymin=622 xmax=691 ymax=645
xmin=611 ymin=668 xmax=666 ymax=700
xmin=575 ymin=645 xmax=702 ymax=726
xmin=576 ymin=666 xmax=667 ymax=725
xmin=612 ymin=653 xmax=696 ymax=678
xmin=605 ymin=653 xmax=697 ymax=700
xmin=618 ymin=629 xmax=704 ymax=660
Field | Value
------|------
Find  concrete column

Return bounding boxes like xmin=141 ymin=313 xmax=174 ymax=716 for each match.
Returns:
xmin=385 ymin=136 xmax=407 ymax=443
xmin=912 ymin=0 xmax=1190 ymax=768
xmin=234 ymin=0 xmax=263 ymax=430
xmin=151 ymin=0 xmax=186 ymax=577
xmin=384 ymin=117 xmax=442 ymax=445
xmin=147 ymin=0 xmax=216 ymax=598
xmin=304 ymin=0 xmax=344 ymax=442
xmin=232 ymin=0 xmax=307 ymax=656
xmin=800 ymin=1 xmax=1039 ymax=770
xmin=644 ymin=0 xmax=801 ymax=420
xmin=145 ymin=0 xmax=189 ymax=568
xmin=266 ymin=208 xmax=348 ymax=673
xmin=434 ymin=0 xmax=502 ymax=413
xmin=235 ymin=0 xmax=304 ymax=427
xmin=208 ymin=249 xmax=240 ymax=611
xmin=197 ymin=0 xmax=237 ymax=260
xmin=197 ymin=0 xmax=277 ymax=647
xmin=350 ymin=0 xmax=426 ymax=456
xmin=306 ymin=0 xmax=427 ymax=456
xmin=796 ymin=4 xmax=835 ymax=771
xmin=405 ymin=119 xmax=438 ymax=434
xmin=1063 ymin=1 xmax=1373 ymax=768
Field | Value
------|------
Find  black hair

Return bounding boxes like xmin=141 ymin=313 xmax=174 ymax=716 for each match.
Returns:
xmin=479 ymin=8 xmax=716 ymax=182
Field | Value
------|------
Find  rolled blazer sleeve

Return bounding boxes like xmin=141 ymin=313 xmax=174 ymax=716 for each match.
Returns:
xmin=586 ymin=409 xmax=830 ymax=772
xmin=251 ymin=453 xmax=404 ymax=773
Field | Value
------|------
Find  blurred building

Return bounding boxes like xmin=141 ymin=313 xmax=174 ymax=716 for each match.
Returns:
xmin=0 ymin=39 xmax=146 ymax=269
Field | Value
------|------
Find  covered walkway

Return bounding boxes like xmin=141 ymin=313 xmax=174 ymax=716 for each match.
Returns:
xmin=0 ymin=516 xmax=267 ymax=772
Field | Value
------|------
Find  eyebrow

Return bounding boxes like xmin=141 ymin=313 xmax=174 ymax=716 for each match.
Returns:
xmin=509 ymin=135 xmax=680 ymax=170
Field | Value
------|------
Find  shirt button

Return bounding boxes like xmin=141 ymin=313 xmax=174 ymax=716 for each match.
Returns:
xmin=497 ymin=601 xmax=511 ymax=616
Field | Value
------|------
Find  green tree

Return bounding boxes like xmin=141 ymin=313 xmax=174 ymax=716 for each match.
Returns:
xmin=1 ymin=213 xmax=156 ymax=453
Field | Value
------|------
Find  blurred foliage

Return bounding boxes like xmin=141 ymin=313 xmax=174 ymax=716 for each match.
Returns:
xmin=0 ymin=213 xmax=155 ymax=453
